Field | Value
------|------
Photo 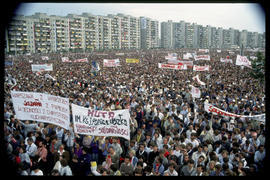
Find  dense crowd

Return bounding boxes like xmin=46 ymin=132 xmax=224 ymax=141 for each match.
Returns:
xmin=4 ymin=48 xmax=266 ymax=176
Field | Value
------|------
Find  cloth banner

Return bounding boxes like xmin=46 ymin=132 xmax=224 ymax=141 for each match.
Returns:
xmin=41 ymin=56 xmax=49 ymax=61
xmin=62 ymin=57 xmax=72 ymax=62
xmin=158 ymin=63 xmax=187 ymax=70
xmin=168 ymin=59 xmax=181 ymax=65
xmin=31 ymin=64 xmax=53 ymax=72
xmin=193 ymin=65 xmax=210 ymax=71
xmin=5 ymin=61 xmax=13 ymax=66
xmin=220 ymin=58 xmax=233 ymax=63
xmin=198 ymin=49 xmax=209 ymax=53
xmin=183 ymin=53 xmax=193 ymax=59
xmin=192 ymin=75 xmax=206 ymax=86
xmin=103 ymin=59 xmax=120 ymax=67
xmin=236 ymin=55 xmax=251 ymax=68
xmin=194 ymin=55 xmax=210 ymax=61
xmin=165 ymin=53 xmax=177 ymax=60
xmin=190 ymin=85 xmax=201 ymax=98
xmin=126 ymin=58 xmax=140 ymax=63
xmin=72 ymin=104 xmax=130 ymax=140
xmin=45 ymin=74 xmax=56 ymax=81
xmin=204 ymin=102 xmax=265 ymax=123
xmin=74 ymin=58 xmax=88 ymax=63
xmin=178 ymin=60 xmax=193 ymax=66
xmin=115 ymin=53 xmax=125 ymax=56
xmin=217 ymin=50 xmax=221 ymax=53
xmin=11 ymin=91 xmax=70 ymax=129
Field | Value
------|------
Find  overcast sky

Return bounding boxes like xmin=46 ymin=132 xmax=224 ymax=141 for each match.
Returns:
xmin=15 ymin=3 xmax=265 ymax=33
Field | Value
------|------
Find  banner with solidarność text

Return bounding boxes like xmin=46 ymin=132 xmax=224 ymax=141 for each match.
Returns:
xmin=11 ymin=91 xmax=70 ymax=129
xmin=72 ymin=104 xmax=130 ymax=140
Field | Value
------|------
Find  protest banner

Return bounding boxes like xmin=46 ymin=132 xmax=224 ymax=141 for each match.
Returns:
xmin=190 ymin=85 xmax=201 ymax=98
xmin=158 ymin=63 xmax=187 ymax=70
xmin=72 ymin=104 xmax=130 ymax=140
xmin=168 ymin=59 xmax=181 ymax=65
xmin=183 ymin=53 xmax=193 ymax=59
xmin=220 ymin=58 xmax=233 ymax=63
xmin=126 ymin=58 xmax=140 ymax=63
xmin=41 ymin=56 xmax=49 ymax=61
xmin=74 ymin=58 xmax=88 ymax=63
xmin=45 ymin=74 xmax=56 ymax=81
xmin=11 ymin=91 xmax=70 ymax=129
xmin=198 ymin=49 xmax=209 ymax=53
xmin=192 ymin=75 xmax=206 ymax=86
xmin=204 ymin=102 xmax=265 ymax=123
xmin=165 ymin=53 xmax=178 ymax=60
xmin=5 ymin=61 xmax=13 ymax=66
xmin=103 ymin=59 xmax=120 ymax=67
xmin=31 ymin=64 xmax=53 ymax=72
xmin=236 ymin=55 xmax=251 ymax=68
xmin=217 ymin=50 xmax=221 ymax=53
xmin=193 ymin=65 xmax=210 ymax=71
xmin=178 ymin=60 xmax=193 ymax=67
xmin=194 ymin=55 xmax=210 ymax=61
xmin=62 ymin=57 xmax=72 ymax=63
xmin=115 ymin=53 xmax=125 ymax=56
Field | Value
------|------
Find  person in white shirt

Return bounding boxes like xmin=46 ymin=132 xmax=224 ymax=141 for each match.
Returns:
xmin=30 ymin=165 xmax=43 ymax=176
xmin=173 ymin=145 xmax=181 ymax=158
xmin=26 ymin=137 xmax=37 ymax=158
xmin=164 ymin=163 xmax=178 ymax=176
xmin=59 ymin=159 xmax=73 ymax=176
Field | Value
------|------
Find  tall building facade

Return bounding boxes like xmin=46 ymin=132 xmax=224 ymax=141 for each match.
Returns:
xmin=6 ymin=12 xmax=142 ymax=54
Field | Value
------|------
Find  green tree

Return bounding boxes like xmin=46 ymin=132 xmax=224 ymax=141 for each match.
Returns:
xmin=249 ymin=52 xmax=265 ymax=84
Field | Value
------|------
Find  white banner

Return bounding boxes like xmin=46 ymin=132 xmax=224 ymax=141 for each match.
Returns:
xmin=193 ymin=65 xmax=210 ymax=71
xmin=74 ymin=58 xmax=88 ymax=63
xmin=178 ymin=60 xmax=193 ymax=67
xmin=204 ymin=102 xmax=265 ymax=123
xmin=183 ymin=53 xmax=193 ymax=59
xmin=220 ymin=58 xmax=233 ymax=63
xmin=192 ymin=75 xmax=206 ymax=86
xmin=236 ymin=55 xmax=251 ymax=68
xmin=72 ymin=104 xmax=130 ymax=140
xmin=190 ymin=85 xmax=201 ymax=98
xmin=168 ymin=59 xmax=181 ymax=64
xmin=158 ymin=63 xmax=187 ymax=70
xmin=165 ymin=53 xmax=177 ymax=60
xmin=198 ymin=49 xmax=209 ymax=53
xmin=41 ymin=56 xmax=49 ymax=61
xmin=194 ymin=55 xmax=210 ymax=61
xmin=217 ymin=50 xmax=221 ymax=53
xmin=31 ymin=64 xmax=53 ymax=72
xmin=103 ymin=59 xmax=120 ymax=67
xmin=62 ymin=57 xmax=72 ymax=63
xmin=45 ymin=74 xmax=56 ymax=81
xmin=11 ymin=91 xmax=70 ymax=129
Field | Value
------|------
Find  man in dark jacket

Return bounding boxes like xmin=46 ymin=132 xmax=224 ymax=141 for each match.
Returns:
xmin=78 ymin=147 xmax=91 ymax=176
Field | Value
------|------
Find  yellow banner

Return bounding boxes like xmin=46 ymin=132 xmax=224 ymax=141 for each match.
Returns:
xmin=126 ymin=58 xmax=140 ymax=63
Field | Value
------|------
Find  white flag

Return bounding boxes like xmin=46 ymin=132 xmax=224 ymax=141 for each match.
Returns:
xmin=192 ymin=75 xmax=206 ymax=86
xmin=45 ymin=74 xmax=56 ymax=81
xmin=190 ymin=85 xmax=201 ymax=98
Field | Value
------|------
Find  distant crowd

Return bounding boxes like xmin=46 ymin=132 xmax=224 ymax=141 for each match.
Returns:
xmin=4 ymin=48 xmax=266 ymax=176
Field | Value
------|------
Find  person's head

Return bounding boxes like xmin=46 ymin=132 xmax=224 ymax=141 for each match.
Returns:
xmin=215 ymin=164 xmax=222 ymax=172
xmin=109 ymin=146 xmax=115 ymax=154
xmin=134 ymin=168 xmax=143 ymax=176
xmin=209 ymin=161 xmax=216 ymax=170
xmin=188 ymin=159 xmax=194 ymax=168
xmin=112 ymin=137 xmax=118 ymax=143
xmin=197 ymin=145 xmax=203 ymax=152
xmin=259 ymin=145 xmax=264 ymax=152
xmin=168 ymin=163 xmax=175 ymax=172
xmin=197 ymin=164 xmax=203 ymax=173
xmin=27 ymin=137 xmax=33 ymax=145
xmin=59 ymin=144 xmax=65 ymax=151
xmin=139 ymin=143 xmax=145 ymax=151
xmin=124 ymin=156 xmax=131 ymax=164
xmin=60 ymin=159 xmax=68 ymax=167
xmin=198 ymin=155 xmax=205 ymax=163
xmin=129 ymin=150 xmax=135 ymax=157
xmin=51 ymin=169 xmax=60 ymax=176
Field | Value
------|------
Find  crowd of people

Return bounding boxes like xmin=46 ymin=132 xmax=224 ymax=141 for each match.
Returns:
xmin=3 ymin=48 xmax=266 ymax=176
